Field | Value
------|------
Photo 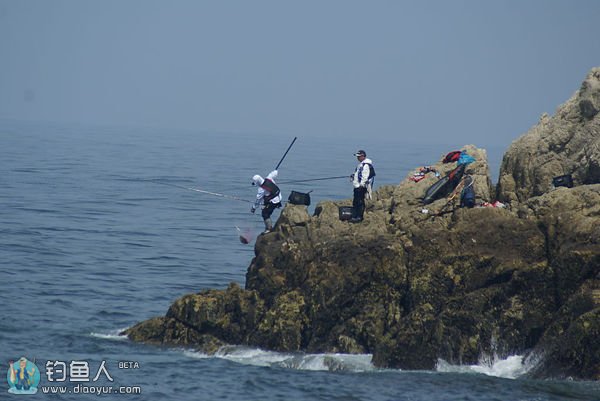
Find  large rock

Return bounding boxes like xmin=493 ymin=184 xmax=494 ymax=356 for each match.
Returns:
xmin=525 ymin=280 xmax=600 ymax=380
xmin=125 ymin=69 xmax=600 ymax=380
xmin=498 ymin=68 xmax=600 ymax=204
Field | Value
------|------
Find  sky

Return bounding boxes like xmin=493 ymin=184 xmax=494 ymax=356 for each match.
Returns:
xmin=1 ymin=0 xmax=599 ymax=147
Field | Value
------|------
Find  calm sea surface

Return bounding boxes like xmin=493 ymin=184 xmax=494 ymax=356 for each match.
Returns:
xmin=1 ymin=120 xmax=597 ymax=400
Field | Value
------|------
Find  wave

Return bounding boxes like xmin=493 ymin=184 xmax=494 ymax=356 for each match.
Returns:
xmin=436 ymin=353 xmax=535 ymax=379
xmin=89 ymin=328 xmax=129 ymax=341
xmin=185 ymin=345 xmax=539 ymax=377
xmin=96 ymin=330 xmax=537 ymax=378
xmin=184 ymin=345 xmax=376 ymax=372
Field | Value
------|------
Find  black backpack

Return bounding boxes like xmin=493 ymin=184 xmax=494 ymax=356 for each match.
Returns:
xmin=361 ymin=163 xmax=376 ymax=181
xmin=460 ymin=176 xmax=475 ymax=208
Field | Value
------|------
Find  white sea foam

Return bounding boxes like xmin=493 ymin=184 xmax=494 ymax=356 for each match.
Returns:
xmin=182 ymin=350 xmax=210 ymax=359
xmin=215 ymin=346 xmax=292 ymax=367
xmin=436 ymin=354 xmax=531 ymax=379
xmin=184 ymin=345 xmax=375 ymax=372
xmin=90 ymin=328 xmax=129 ymax=341
xmin=274 ymin=352 xmax=375 ymax=372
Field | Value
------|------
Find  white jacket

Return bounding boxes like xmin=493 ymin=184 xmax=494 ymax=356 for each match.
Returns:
xmin=353 ymin=158 xmax=373 ymax=189
xmin=254 ymin=170 xmax=282 ymax=208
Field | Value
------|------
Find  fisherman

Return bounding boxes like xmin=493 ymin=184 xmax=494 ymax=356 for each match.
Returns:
xmin=350 ymin=150 xmax=375 ymax=223
xmin=9 ymin=358 xmax=35 ymax=391
xmin=251 ymin=170 xmax=282 ymax=233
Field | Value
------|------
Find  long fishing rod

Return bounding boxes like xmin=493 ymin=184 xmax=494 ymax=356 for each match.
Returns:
xmin=147 ymin=180 xmax=253 ymax=203
xmin=277 ymin=175 xmax=348 ymax=185
xmin=274 ymin=137 xmax=297 ymax=170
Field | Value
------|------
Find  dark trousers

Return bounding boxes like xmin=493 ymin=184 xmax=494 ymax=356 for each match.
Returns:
xmin=352 ymin=187 xmax=367 ymax=219
xmin=261 ymin=202 xmax=281 ymax=220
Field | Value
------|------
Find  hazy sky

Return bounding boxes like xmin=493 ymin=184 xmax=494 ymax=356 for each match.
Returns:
xmin=1 ymin=0 xmax=599 ymax=147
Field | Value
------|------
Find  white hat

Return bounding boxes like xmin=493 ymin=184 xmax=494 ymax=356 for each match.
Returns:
xmin=252 ymin=175 xmax=264 ymax=186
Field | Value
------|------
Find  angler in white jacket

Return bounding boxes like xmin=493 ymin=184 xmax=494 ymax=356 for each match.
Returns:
xmin=251 ymin=170 xmax=282 ymax=233
xmin=350 ymin=150 xmax=375 ymax=223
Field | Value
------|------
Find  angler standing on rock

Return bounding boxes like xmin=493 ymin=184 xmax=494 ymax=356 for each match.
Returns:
xmin=251 ymin=170 xmax=282 ymax=233
xmin=350 ymin=149 xmax=375 ymax=223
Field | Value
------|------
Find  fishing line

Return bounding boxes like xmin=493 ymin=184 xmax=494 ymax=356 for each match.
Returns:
xmin=277 ymin=175 xmax=348 ymax=185
xmin=141 ymin=138 xmax=299 ymax=206
xmin=219 ymin=175 xmax=347 ymax=193
xmin=145 ymin=179 xmax=253 ymax=203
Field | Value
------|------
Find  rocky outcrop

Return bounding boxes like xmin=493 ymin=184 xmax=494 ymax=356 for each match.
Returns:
xmin=498 ymin=67 xmax=600 ymax=204
xmin=125 ymin=69 xmax=600 ymax=380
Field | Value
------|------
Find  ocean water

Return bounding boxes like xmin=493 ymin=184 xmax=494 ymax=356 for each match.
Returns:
xmin=1 ymin=120 xmax=598 ymax=400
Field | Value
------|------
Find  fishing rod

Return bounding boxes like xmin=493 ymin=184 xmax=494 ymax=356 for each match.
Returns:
xmin=274 ymin=137 xmax=297 ymax=170
xmin=147 ymin=180 xmax=253 ymax=203
xmin=277 ymin=175 xmax=348 ymax=185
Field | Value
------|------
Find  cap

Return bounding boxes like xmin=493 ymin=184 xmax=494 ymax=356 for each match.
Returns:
xmin=354 ymin=150 xmax=366 ymax=157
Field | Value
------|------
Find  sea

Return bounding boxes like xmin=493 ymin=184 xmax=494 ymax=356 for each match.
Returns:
xmin=1 ymin=120 xmax=598 ymax=401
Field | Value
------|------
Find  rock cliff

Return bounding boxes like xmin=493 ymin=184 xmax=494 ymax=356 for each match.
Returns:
xmin=498 ymin=67 xmax=600 ymax=204
xmin=125 ymin=69 xmax=600 ymax=380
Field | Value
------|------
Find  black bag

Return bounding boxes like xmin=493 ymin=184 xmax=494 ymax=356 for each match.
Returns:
xmin=460 ymin=178 xmax=476 ymax=208
xmin=338 ymin=206 xmax=353 ymax=221
xmin=552 ymin=174 xmax=573 ymax=188
xmin=365 ymin=163 xmax=376 ymax=179
xmin=422 ymin=163 xmax=466 ymax=205
xmin=288 ymin=190 xmax=311 ymax=206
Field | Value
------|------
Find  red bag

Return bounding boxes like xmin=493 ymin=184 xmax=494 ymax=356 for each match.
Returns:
xmin=442 ymin=151 xmax=461 ymax=163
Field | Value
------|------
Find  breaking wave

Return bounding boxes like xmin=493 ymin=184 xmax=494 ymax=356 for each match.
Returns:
xmin=436 ymin=353 xmax=537 ymax=379
xmin=186 ymin=346 xmax=543 ymax=378
xmin=89 ymin=328 xmax=129 ymax=341
xmin=94 ymin=328 xmax=541 ymax=378
xmin=184 ymin=346 xmax=376 ymax=372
